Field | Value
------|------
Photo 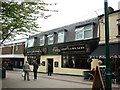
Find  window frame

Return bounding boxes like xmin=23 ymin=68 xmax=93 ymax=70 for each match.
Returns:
xmin=57 ymin=31 xmax=65 ymax=43
xmin=75 ymin=25 xmax=93 ymax=40
xmin=47 ymin=34 xmax=54 ymax=45
xmin=15 ymin=45 xmax=19 ymax=51
xmin=40 ymin=35 xmax=45 ymax=46
xmin=27 ymin=37 xmax=35 ymax=48
xmin=117 ymin=20 xmax=120 ymax=35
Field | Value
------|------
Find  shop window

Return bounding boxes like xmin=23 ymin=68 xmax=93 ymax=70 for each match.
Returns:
xmin=75 ymin=25 xmax=93 ymax=40
xmin=27 ymin=56 xmax=40 ymax=65
xmin=58 ymin=31 xmax=65 ymax=43
xmin=62 ymin=55 xmax=90 ymax=69
xmin=15 ymin=61 xmax=17 ymax=66
xmin=54 ymin=62 xmax=59 ymax=67
xmin=48 ymin=34 xmax=54 ymax=45
xmin=42 ymin=61 xmax=45 ymax=66
xmin=40 ymin=36 xmax=45 ymax=46
xmin=20 ymin=61 xmax=22 ymax=66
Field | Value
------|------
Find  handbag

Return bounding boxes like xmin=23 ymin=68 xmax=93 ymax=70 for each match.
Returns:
xmin=21 ymin=72 xmax=25 ymax=77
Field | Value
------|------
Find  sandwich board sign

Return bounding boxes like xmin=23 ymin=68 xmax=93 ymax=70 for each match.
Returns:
xmin=92 ymin=66 xmax=105 ymax=90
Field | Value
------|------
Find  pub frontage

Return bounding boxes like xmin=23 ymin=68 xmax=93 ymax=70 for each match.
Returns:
xmin=24 ymin=38 xmax=99 ymax=75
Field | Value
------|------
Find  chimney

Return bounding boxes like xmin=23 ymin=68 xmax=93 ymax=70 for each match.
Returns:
xmin=118 ymin=1 xmax=120 ymax=10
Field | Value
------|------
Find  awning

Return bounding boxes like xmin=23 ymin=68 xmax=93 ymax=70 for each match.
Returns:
xmin=0 ymin=54 xmax=24 ymax=58
xmin=90 ymin=43 xmax=120 ymax=59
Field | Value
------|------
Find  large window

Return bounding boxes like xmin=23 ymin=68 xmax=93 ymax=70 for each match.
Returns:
xmin=27 ymin=56 xmax=40 ymax=65
xmin=75 ymin=25 xmax=93 ymax=40
xmin=40 ymin=36 xmax=45 ymax=46
xmin=48 ymin=34 xmax=54 ymax=45
xmin=27 ymin=38 xmax=35 ymax=47
xmin=58 ymin=31 xmax=65 ymax=43
xmin=62 ymin=55 xmax=90 ymax=69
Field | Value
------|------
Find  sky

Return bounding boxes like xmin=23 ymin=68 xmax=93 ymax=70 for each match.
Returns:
xmin=36 ymin=0 xmax=120 ymax=32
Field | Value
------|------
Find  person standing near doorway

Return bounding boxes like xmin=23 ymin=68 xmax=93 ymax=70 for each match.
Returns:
xmin=48 ymin=63 xmax=52 ymax=76
xmin=33 ymin=60 xmax=38 ymax=80
xmin=23 ymin=61 xmax=30 ymax=81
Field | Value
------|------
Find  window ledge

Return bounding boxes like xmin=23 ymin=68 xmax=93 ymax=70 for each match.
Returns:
xmin=116 ymin=35 xmax=120 ymax=38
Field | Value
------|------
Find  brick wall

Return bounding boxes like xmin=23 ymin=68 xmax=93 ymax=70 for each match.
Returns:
xmin=2 ymin=47 xmax=12 ymax=54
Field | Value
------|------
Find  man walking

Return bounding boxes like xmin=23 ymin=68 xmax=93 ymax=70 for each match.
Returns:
xmin=33 ymin=60 xmax=38 ymax=80
xmin=23 ymin=61 xmax=30 ymax=81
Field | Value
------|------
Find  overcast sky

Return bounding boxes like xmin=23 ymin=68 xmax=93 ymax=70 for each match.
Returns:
xmin=36 ymin=0 xmax=120 ymax=32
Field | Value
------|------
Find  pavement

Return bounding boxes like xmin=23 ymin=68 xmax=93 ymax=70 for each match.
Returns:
xmin=1 ymin=70 xmax=120 ymax=89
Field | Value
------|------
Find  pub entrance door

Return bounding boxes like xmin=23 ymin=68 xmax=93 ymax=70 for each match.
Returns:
xmin=47 ymin=58 xmax=53 ymax=73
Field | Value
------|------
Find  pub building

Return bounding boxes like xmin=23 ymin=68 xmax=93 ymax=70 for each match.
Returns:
xmin=24 ymin=17 xmax=100 ymax=76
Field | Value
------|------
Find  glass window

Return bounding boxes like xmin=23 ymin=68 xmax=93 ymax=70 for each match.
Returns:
xmin=27 ymin=55 xmax=40 ymax=65
xmin=42 ymin=61 xmax=45 ymax=66
xmin=27 ymin=38 xmax=35 ymax=47
xmin=40 ymin=36 xmax=45 ymax=46
xmin=48 ymin=34 xmax=54 ymax=45
xmin=58 ymin=31 xmax=65 ymax=43
xmin=54 ymin=62 xmax=59 ymax=67
xmin=84 ymin=25 xmax=93 ymax=39
xmin=75 ymin=27 xmax=84 ymax=40
xmin=62 ymin=55 xmax=91 ymax=69
xmin=75 ymin=25 xmax=93 ymax=40
xmin=15 ymin=45 xmax=19 ymax=51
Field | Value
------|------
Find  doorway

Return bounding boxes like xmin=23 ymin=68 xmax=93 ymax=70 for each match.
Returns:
xmin=47 ymin=58 xmax=53 ymax=73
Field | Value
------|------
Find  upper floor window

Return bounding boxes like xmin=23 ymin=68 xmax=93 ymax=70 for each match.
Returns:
xmin=75 ymin=25 xmax=93 ymax=40
xmin=40 ymin=36 xmax=45 ymax=46
xmin=75 ymin=27 xmax=84 ymax=40
xmin=27 ymin=38 xmax=34 ymax=47
xmin=15 ymin=45 xmax=19 ymax=51
xmin=58 ymin=31 xmax=65 ymax=43
xmin=117 ymin=20 xmax=120 ymax=35
xmin=48 ymin=34 xmax=54 ymax=45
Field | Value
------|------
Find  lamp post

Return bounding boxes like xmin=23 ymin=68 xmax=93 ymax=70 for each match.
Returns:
xmin=104 ymin=0 xmax=111 ymax=89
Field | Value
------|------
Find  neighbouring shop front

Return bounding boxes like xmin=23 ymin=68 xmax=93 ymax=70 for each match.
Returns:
xmin=24 ymin=38 xmax=99 ymax=75
xmin=1 ymin=58 xmax=24 ymax=70
xmin=90 ymin=42 xmax=120 ymax=83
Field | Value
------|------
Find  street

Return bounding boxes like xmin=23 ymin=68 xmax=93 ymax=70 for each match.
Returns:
xmin=1 ymin=70 xmax=120 ymax=89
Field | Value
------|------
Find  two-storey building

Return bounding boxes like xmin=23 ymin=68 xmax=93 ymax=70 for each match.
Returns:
xmin=24 ymin=18 xmax=99 ymax=76
xmin=0 ymin=38 xmax=27 ymax=70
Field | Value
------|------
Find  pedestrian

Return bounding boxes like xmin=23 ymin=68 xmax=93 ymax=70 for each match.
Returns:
xmin=33 ymin=60 xmax=39 ymax=80
xmin=48 ymin=63 xmax=52 ymax=76
xmin=23 ymin=61 xmax=30 ymax=81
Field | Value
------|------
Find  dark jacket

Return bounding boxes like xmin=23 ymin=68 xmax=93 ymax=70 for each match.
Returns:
xmin=33 ymin=63 xmax=38 ymax=72
xmin=48 ymin=63 xmax=52 ymax=72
